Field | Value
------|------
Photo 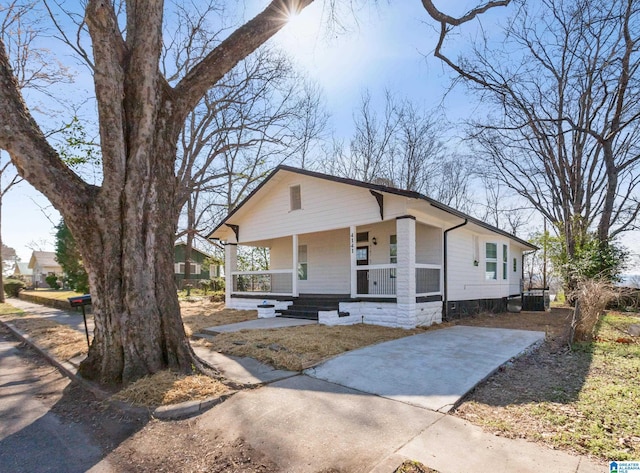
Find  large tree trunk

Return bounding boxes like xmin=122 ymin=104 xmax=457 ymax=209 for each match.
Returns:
xmin=73 ymin=136 xmax=196 ymax=383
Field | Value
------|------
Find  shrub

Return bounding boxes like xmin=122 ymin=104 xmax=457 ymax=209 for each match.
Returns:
xmin=3 ymin=278 xmax=25 ymax=297
xmin=210 ymin=277 xmax=225 ymax=292
xmin=45 ymin=274 xmax=61 ymax=290
xmin=198 ymin=279 xmax=211 ymax=295
xmin=570 ymin=278 xmax=617 ymax=343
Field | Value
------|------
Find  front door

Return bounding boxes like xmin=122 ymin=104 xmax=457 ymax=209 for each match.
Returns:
xmin=356 ymin=246 xmax=369 ymax=295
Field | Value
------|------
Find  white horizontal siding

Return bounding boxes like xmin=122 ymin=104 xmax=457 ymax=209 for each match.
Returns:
xmin=231 ymin=174 xmax=410 ymax=243
xmin=299 ymin=229 xmax=350 ymax=294
xmin=416 ymin=223 xmax=442 ymax=265
xmin=509 ymin=247 xmax=524 ymax=295
xmin=446 ymin=229 xmax=515 ymax=301
xmin=269 ymin=237 xmax=293 ymax=269
xmin=357 ymin=220 xmax=397 ymax=265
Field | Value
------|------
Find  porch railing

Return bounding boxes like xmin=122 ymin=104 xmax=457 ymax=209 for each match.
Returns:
xmin=231 ymin=270 xmax=293 ymax=296
xmin=356 ymin=264 xmax=397 ymax=297
xmin=416 ymin=264 xmax=441 ymax=295
xmin=355 ymin=263 xmax=442 ymax=297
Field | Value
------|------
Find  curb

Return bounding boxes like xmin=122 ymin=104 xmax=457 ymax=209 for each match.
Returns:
xmin=0 ymin=318 xmax=226 ymax=420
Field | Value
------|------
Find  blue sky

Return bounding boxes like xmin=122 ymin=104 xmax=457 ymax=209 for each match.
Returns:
xmin=3 ymin=0 xmax=639 ymax=271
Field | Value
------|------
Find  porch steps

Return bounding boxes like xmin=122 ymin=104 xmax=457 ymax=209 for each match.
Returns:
xmin=276 ymin=294 xmax=348 ymax=321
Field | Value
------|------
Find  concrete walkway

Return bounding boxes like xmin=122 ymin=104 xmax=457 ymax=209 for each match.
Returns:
xmin=5 ymin=297 xmax=94 ymax=333
xmin=198 ymin=374 xmax=603 ymax=473
xmin=305 ymin=325 xmax=545 ymax=412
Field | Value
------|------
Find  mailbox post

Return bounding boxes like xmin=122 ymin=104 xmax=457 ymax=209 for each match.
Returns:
xmin=68 ymin=295 xmax=92 ymax=348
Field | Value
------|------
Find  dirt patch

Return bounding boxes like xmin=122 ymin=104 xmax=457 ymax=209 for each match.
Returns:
xmin=454 ymin=308 xmax=573 ymax=344
xmin=107 ymin=420 xmax=278 ymax=473
xmin=180 ymin=300 xmax=257 ymax=337
xmin=195 ymin=323 xmax=426 ymax=371
xmin=454 ymin=309 xmax=639 ymax=462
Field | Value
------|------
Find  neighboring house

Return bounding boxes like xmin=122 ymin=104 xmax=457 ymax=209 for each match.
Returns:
xmin=208 ymin=165 xmax=537 ymax=329
xmin=28 ymin=251 xmax=62 ymax=288
xmin=174 ymin=243 xmax=221 ymax=289
xmin=12 ymin=262 xmax=33 ymax=280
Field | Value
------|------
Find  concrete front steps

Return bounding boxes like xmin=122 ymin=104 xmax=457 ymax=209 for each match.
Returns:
xmin=276 ymin=294 xmax=349 ymax=320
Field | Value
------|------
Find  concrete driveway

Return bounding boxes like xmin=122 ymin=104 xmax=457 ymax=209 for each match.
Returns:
xmin=305 ymin=325 xmax=544 ymax=412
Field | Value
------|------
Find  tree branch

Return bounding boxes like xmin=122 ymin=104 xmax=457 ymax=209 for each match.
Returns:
xmin=173 ymin=0 xmax=314 ymax=122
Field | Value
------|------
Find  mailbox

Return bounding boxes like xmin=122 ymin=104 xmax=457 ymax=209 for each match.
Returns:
xmin=68 ymin=294 xmax=92 ymax=347
xmin=68 ymin=294 xmax=92 ymax=307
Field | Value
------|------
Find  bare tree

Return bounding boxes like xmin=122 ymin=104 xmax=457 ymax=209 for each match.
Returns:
xmin=0 ymin=0 xmax=511 ymax=384
xmin=440 ymin=0 xmax=640 ymax=283
xmin=0 ymin=1 xmax=73 ymax=302
xmin=324 ymin=90 xmax=475 ymax=212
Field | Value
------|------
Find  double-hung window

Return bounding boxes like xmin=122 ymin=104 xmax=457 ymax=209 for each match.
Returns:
xmin=290 ymin=185 xmax=301 ymax=211
xmin=389 ymin=235 xmax=397 ymax=264
xmin=502 ymin=245 xmax=508 ymax=280
xmin=485 ymin=243 xmax=497 ymax=280
xmin=298 ymin=245 xmax=308 ymax=280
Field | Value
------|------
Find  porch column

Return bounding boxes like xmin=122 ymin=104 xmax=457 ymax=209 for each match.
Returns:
xmin=292 ymin=234 xmax=299 ymax=297
xmin=224 ymin=243 xmax=237 ymax=307
xmin=349 ymin=225 xmax=357 ymax=298
xmin=396 ymin=216 xmax=417 ymax=328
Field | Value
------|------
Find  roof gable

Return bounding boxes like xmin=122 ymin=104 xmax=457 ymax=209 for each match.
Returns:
xmin=28 ymin=251 xmax=61 ymax=270
xmin=208 ymin=165 xmax=537 ymax=250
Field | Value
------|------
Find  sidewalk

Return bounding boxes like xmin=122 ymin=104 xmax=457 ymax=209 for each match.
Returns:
xmin=1 ymin=298 xmax=607 ymax=473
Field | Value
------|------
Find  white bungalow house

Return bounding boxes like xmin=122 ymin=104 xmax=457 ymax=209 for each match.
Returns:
xmin=28 ymin=251 xmax=63 ymax=288
xmin=208 ymin=166 xmax=537 ymax=328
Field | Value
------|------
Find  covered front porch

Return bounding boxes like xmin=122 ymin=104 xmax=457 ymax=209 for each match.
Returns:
xmin=224 ymin=216 xmax=444 ymax=328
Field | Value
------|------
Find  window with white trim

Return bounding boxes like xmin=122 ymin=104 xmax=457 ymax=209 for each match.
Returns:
xmin=389 ymin=235 xmax=397 ymax=264
xmin=485 ymin=242 xmax=497 ymax=280
xmin=290 ymin=185 xmax=301 ymax=211
xmin=502 ymin=244 xmax=508 ymax=280
xmin=297 ymin=245 xmax=307 ymax=280
xmin=176 ymin=262 xmax=198 ymax=274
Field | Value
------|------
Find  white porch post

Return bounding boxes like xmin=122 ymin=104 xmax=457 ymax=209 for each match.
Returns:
xmin=224 ymin=243 xmax=237 ymax=307
xmin=292 ymin=234 xmax=299 ymax=297
xmin=396 ymin=216 xmax=417 ymax=328
xmin=349 ymin=225 xmax=357 ymax=298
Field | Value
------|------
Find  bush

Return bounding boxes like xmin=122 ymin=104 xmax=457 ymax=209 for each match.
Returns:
xmin=198 ymin=279 xmax=211 ymax=295
xmin=210 ymin=277 xmax=225 ymax=292
xmin=570 ymin=278 xmax=617 ymax=343
xmin=45 ymin=274 xmax=61 ymax=290
xmin=3 ymin=278 xmax=25 ymax=297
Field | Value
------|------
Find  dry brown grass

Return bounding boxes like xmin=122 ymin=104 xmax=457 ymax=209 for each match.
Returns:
xmin=111 ymin=370 xmax=229 ymax=407
xmin=195 ymin=323 xmax=426 ymax=371
xmin=455 ymin=310 xmax=640 ymax=462
xmin=1 ymin=315 xmax=88 ymax=360
xmin=570 ymin=278 xmax=618 ymax=342
xmin=180 ymin=300 xmax=257 ymax=337
xmin=394 ymin=460 xmax=439 ymax=473
xmin=454 ymin=308 xmax=573 ymax=341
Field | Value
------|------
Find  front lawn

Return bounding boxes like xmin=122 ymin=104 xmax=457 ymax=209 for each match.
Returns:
xmin=455 ymin=310 xmax=640 ymax=462
xmin=0 ymin=302 xmax=24 ymax=316
xmin=195 ymin=323 xmax=427 ymax=371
